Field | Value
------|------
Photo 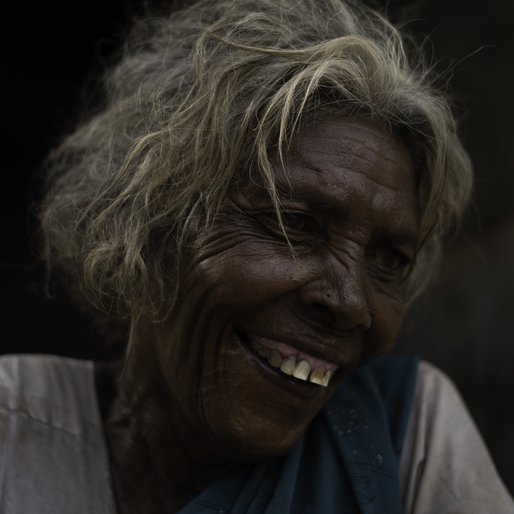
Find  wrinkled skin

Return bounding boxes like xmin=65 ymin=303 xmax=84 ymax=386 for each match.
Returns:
xmin=106 ymin=116 xmax=420 ymax=513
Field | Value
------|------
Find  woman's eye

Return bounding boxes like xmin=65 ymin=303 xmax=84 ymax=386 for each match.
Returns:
xmin=280 ymin=211 xmax=319 ymax=233
xmin=367 ymin=248 xmax=413 ymax=280
xmin=255 ymin=209 xmax=323 ymax=249
xmin=257 ymin=210 xmax=319 ymax=235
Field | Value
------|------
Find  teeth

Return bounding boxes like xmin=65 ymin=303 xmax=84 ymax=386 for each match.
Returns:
xmin=321 ymin=368 xmax=334 ymax=387
xmin=252 ymin=341 xmax=271 ymax=359
xmin=280 ymin=356 xmax=296 ymax=375
xmin=293 ymin=360 xmax=311 ymax=381
xmin=310 ymin=367 xmax=325 ymax=385
xmin=251 ymin=339 xmax=335 ymax=387
xmin=269 ymin=350 xmax=282 ymax=368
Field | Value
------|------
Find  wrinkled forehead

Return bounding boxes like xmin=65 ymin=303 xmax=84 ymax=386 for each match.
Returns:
xmin=234 ymin=115 xmax=420 ymax=239
xmin=265 ymin=116 xmax=417 ymax=199
xmin=285 ymin=115 xmax=413 ymax=181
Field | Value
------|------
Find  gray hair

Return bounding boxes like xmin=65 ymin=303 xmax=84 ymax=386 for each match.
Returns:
xmin=41 ymin=0 xmax=473 ymax=329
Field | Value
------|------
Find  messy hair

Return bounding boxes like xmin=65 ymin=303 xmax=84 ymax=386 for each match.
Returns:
xmin=41 ymin=0 xmax=472 ymax=330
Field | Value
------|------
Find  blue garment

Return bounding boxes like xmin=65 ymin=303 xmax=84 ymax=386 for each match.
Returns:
xmin=0 ymin=354 xmax=418 ymax=514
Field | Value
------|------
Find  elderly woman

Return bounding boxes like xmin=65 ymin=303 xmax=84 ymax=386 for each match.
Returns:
xmin=1 ymin=0 xmax=512 ymax=512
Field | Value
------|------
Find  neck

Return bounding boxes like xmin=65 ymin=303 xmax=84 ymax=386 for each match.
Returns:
xmin=100 ymin=350 xmax=237 ymax=514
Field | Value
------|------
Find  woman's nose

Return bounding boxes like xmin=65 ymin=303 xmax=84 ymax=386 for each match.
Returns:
xmin=298 ymin=258 xmax=372 ymax=332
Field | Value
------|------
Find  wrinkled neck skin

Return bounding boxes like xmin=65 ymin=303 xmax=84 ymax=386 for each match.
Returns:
xmin=104 ymin=325 xmax=241 ymax=514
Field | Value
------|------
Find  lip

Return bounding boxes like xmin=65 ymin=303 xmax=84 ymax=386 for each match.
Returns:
xmin=235 ymin=331 xmax=320 ymax=399
xmin=242 ymin=328 xmax=358 ymax=370
xmin=235 ymin=329 xmax=358 ymax=398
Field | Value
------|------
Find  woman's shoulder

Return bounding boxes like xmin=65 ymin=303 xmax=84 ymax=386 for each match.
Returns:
xmin=400 ymin=360 xmax=514 ymax=513
xmin=0 ymin=354 xmax=97 ymax=430
xmin=0 ymin=354 xmax=117 ymax=514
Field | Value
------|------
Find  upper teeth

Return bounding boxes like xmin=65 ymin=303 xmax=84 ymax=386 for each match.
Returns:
xmin=251 ymin=340 xmax=335 ymax=387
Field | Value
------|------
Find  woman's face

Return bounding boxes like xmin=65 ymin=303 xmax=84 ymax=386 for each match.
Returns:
xmin=151 ymin=116 xmax=420 ymax=460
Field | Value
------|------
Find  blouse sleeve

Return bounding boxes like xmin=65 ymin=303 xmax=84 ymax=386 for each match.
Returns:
xmin=399 ymin=360 xmax=514 ymax=514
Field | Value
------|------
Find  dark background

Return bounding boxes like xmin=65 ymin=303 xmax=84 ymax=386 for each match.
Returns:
xmin=2 ymin=0 xmax=513 ymax=494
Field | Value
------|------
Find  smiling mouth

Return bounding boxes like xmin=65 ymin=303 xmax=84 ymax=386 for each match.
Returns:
xmin=239 ymin=332 xmax=338 ymax=388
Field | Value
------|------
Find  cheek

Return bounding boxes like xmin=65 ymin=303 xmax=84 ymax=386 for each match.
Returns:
xmin=161 ymin=239 xmax=328 ymax=457
xmin=192 ymin=236 xmax=308 ymax=312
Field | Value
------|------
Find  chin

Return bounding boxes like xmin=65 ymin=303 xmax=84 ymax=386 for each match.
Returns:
xmin=203 ymin=389 xmax=318 ymax=463
xmin=215 ymin=416 xmax=308 ymax=463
